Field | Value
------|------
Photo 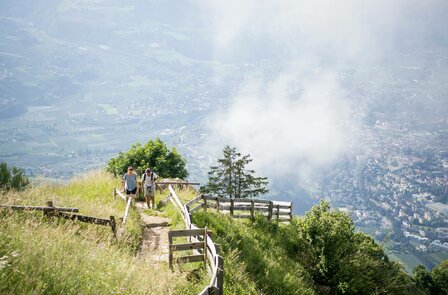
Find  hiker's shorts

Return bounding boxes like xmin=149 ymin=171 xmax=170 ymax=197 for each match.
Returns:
xmin=144 ymin=185 xmax=155 ymax=197
xmin=126 ymin=188 xmax=137 ymax=195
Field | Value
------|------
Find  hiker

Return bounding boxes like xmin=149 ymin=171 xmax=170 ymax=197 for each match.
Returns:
xmin=122 ymin=166 xmax=138 ymax=202
xmin=141 ymin=168 xmax=158 ymax=209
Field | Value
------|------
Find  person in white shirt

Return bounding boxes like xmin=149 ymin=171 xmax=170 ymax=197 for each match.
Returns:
xmin=141 ymin=168 xmax=158 ymax=209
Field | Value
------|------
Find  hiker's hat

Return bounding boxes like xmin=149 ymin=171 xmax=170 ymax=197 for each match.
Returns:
xmin=128 ymin=166 xmax=134 ymax=170
xmin=145 ymin=168 xmax=151 ymax=173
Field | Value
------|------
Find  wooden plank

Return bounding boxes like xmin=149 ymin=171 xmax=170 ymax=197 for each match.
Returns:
xmin=174 ymin=254 xmax=205 ymax=264
xmin=230 ymin=199 xmax=234 ymax=216
xmin=232 ymin=199 xmax=252 ymax=204
xmin=55 ymin=212 xmax=110 ymax=226
xmin=202 ymin=195 xmax=277 ymax=205
xmin=250 ymin=199 xmax=254 ymax=219
xmin=115 ymin=189 xmax=127 ymax=201
xmin=0 ymin=204 xmax=79 ymax=213
xmin=155 ymin=181 xmax=200 ymax=185
xmin=203 ymin=227 xmax=208 ymax=267
xmin=272 ymin=205 xmax=292 ymax=210
xmin=216 ymin=255 xmax=224 ymax=295
xmin=206 ymin=250 xmax=214 ymax=268
xmin=168 ymin=185 xmax=184 ymax=211
xmin=170 ymin=242 xmax=204 ymax=251
xmin=268 ymin=201 xmax=273 ymax=220
xmin=110 ymin=216 xmax=116 ymax=234
xmin=207 ymin=239 xmax=218 ymax=258
xmin=290 ymin=201 xmax=293 ymax=220
xmin=168 ymin=233 xmax=173 ymax=268
xmin=169 ymin=228 xmax=207 ymax=237
xmin=252 ymin=207 xmax=270 ymax=212
xmin=123 ymin=196 xmax=132 ymax=225
xmin=185 ymin=195 xmax=204 ymax=207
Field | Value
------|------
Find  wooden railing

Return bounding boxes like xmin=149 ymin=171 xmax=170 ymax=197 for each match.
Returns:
xmin=168 ymin=228 xmax=208 ymax=268
xmin=1 ymin=201 xmax=116 ymax=234
xmin=185 ymin=195 xmax=293 ymax=222
xmin=168 ymin=185 xmax=224 ymax=295
xmin=113 ymin=188 xmax=133 ymax=224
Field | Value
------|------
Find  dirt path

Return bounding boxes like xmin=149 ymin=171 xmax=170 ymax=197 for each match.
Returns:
xmin=135 ymin=202 xmax=171 ymax=264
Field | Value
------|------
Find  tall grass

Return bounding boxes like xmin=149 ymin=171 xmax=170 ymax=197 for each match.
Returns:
xmin=0 ymin=170 xmax=203 ymax=294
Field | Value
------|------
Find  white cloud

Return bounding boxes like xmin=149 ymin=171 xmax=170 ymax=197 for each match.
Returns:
xmin=199 ymin=0 xmax=448 ymax=182
xmin=209 ymin=67 xmax=354 ymax=179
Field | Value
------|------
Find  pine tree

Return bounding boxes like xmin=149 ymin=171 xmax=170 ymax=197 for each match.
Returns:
xmin=202 ymin=146 xmax=269 ymax=199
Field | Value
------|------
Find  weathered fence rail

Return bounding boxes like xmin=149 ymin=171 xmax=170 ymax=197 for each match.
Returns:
xmin=168 ymin=185 xmax=224 ymax=295
xmin=1 ymin=201 xmax=116 ymax=234
xmin=168 ymin=228 xmax=208 ymax=268
xmin=0 ymin=204 xmax=79 ymax=212
xmin=113 ymin=188 xmax=133 ymax=224
xmin=54 ymin=211 xmax=116 ymax=233
xmin=185 ymin=195 xmax=293 ymax=222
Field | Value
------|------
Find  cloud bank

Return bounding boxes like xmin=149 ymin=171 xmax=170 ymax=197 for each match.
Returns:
xmin=199 ymin=0 xmax=448 ymax=182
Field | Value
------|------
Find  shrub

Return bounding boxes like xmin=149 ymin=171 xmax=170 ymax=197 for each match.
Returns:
xmin=0 ymin=161 xmax=29 ymax=191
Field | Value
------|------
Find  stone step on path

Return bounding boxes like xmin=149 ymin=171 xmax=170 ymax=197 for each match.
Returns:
xmin=135 ymin=202 xmax=171 ymax=265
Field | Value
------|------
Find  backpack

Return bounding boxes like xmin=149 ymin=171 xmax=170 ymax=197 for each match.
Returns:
xmin=143 ymin=172 xmax=154 ymax=182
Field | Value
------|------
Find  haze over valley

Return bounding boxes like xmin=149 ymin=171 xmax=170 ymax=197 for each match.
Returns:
xmin=1 ymin=0 xmax=447 ymax=271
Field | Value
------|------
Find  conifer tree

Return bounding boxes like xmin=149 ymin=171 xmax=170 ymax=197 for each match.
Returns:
xmin=202 ymin=146 xmax=269 ymax=199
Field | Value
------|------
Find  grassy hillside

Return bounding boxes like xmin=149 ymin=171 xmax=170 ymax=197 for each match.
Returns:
xmin=192 ymin=203 xmax=425 ymax=295
xmin=0 ymin=171 xmax=199 ymax=294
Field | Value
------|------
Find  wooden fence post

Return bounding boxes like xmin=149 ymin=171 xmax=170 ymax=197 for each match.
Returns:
xmin=204 ymin=196 xmax=207 ymax=212
xmin=168 ymin=232 xmax=173 ymax=269
xmin=44 ymin=200 xmax=54 ymax=217
xmin=217 ymin=255 xmax=224 ymax=295
xmin=216 ymin=197 xmax=220 ymax=213
xmin=250 ymin=199 xmax=255 ymax=219
xmin=276 ymin=204 xmax=280 ymax=220
xmin=203 ymin=227 xmax=208 ymax=269
xmin=110 ymin=216 xmax=116 ymax=235
xmin=230 ymin=199 xmax=234 ymax=216
xmin=268 ymin=201 xmax=273 ymax=220
xmin=289 ymin=202 xmax=293 ymax=221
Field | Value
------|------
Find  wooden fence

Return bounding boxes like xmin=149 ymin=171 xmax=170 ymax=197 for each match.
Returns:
xmin=168 ymin=228 xmax=208 ymax=268
xmin=185 ymin=195 xmax=293 ymax=222
xmin=168 ymin=185 xmax=224 ymax=295
xmin=0 ymin=201 xmax=116 ymax=234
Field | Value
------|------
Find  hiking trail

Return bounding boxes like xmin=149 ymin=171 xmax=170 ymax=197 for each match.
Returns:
xmin=135 ymin=202 xmax=171 ymax=265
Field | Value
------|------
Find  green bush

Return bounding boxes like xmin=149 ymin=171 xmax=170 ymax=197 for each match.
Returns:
xmin=413 ymin=260 xmax=448 ymax=295
xmin=106 ymin=138 xmax=188 ymax=178
xmin=193 ymin=201 xmax=421 ymax=295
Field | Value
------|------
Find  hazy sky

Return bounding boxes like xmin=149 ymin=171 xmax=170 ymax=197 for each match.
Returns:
xmin=199 ymin=0 xmax=448 ymax=181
